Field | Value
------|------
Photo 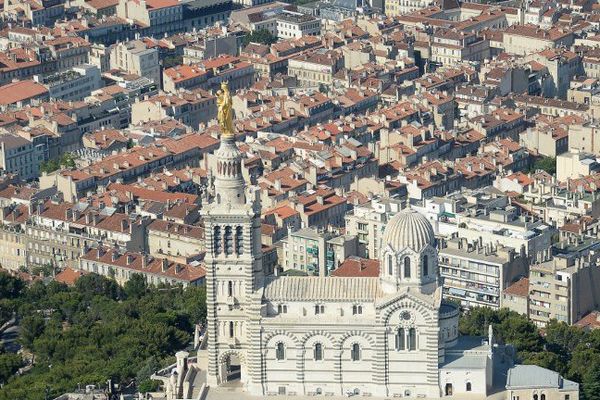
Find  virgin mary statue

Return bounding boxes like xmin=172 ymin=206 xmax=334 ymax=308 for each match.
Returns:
xmin=216 ymin=82 xmax=234 ymax=138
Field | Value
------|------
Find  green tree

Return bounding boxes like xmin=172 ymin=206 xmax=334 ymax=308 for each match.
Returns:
xmin=124 ymin=274 xmax=148 ymax=299
xmin=0 ymin=353 xmax=23 ymax=383
xmin=242 ymin=29 xmax=277 ymax=47
xmin=19 ymin=313 xmax=45 ymax=350
xmin=531 ymin=156 xmax=556 ymax=175
xmin=75 ymin=274 xmax=121 ymax=300
xmin=0 ymin=271 xmax=24 ymax=299
xmin=582 ymin=361 xmax=600 ymax=400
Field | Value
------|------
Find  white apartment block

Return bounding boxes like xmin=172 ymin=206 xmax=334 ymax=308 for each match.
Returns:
xmin=110 ymin=41 xmax=161 ymax=87
xmin=34 ymin=64 xmax=102 ymax=101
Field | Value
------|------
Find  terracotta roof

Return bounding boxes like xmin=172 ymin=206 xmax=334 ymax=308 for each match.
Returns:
xmin=331 ymin=257 xmax=380 ymax=277
xmin=503 ymin=277 xmax=529 ymax=297
xmin=55 ymin=267 xmax=86 ymax=286
xmin=575 ymin=311 xmax=600 ymax=330
xmin=0 ymin=80 xmax=47 ymax=106
xmin=81 ymin=247 xmax=205 ymax=283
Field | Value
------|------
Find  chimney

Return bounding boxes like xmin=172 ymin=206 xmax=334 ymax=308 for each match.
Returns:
xmin=142 ymin=254 xmax=148 ymax=269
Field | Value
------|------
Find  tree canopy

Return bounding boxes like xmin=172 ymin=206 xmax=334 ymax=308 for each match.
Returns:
xmin=242 ymin=29 xmax=278 ymax=47
xmin=0 ymin=271 xmax=206 ymax=400
xmin=460 ymin=307 xmax=600 ymax=399
xmin=40 ymin=153 xmax=77 ymax=174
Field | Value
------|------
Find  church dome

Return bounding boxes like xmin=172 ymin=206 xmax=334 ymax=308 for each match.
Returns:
xmin=382 ymin=209 xmax=435 ymax=252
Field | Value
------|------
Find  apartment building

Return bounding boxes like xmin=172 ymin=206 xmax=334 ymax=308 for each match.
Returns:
xmin=147 ymin=219 xmax=204 ymax=262
xmin=502 ymin=24 xmax=574 ymax=56
xmin=33 ymin=65 xmax=102 ymax=101
xmin=131 ymin=89 xmax=217 ymax=130
xmin=0 ymin=135 xmax=38 ymax=181
xmin=280 ymin=227 xmax=357 ymax=276
xmin=456 ymin=206 xmax=555 ymax=259
xmin=556 ymin=150 xmax=600 ymax=182
xmin=344 ymin=197 xmax=403 ymax=259
xmin=276 ymin=11 xmax=321 ymax=39
xmin=24 ymin=199 xmax=151 ymax=268
xmin=79 ymin=247 xmax=205 ymax=287
xmin=110 ymin=41 xmax=161 ymax=86
xmin=431 ymin=30 xmax=490 ymax=66
xmin=439 ymin=237 xmax=528 ymax=310
xmin=288 ymin=49 xmax=344 ymax=88
xmin=526 ymin=246 xmax=600 ymax=326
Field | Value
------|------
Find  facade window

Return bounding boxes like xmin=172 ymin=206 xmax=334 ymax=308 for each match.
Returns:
xmin=224 ymin=226 xmax=233 ymax=255
xmin=466 ymin=382 xmax=472 ymax=392
xmin=276 ymin=342 xmax=285 ymax=360
xmin=395 ymin=328 xmax=405 ymax=350
xmin=388 ymin=254 xmax=393 ymax=275
xmin=228 ymin=281 xmax=233 ymax=297
xmin=404 ymin=257 xmax=411 ymax=278
xmin=352 ymin=305 xmax=362 ymax=315
xmin=351 ymin=343 xmax=361 ymax=361
xmin=278 ymin=304 xmax=288 ymax=313
xmin=423 ymin=255 xmax=428 ymax=276
xmin=235 ymin=226 xmax=244 ymax=255
xmin=213 ymin=226 xmax=221 ymax=254
xmin=408 ymin=328 xmax=417 ymax=350
xmin=229 ymin=321 xmax=234 ymax=338
xmin=315 ymin=304 xmax=325 ymax=314
xmin=314 ymin=343 xmax=323 ymax=361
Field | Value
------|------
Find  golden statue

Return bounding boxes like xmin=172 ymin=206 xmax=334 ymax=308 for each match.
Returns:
xmin=216 ymin=81 xmax=234 ymax=139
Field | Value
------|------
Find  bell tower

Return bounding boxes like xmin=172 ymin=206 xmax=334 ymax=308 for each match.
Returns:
xmin=202 ymin=83 xmax=264 ymax=387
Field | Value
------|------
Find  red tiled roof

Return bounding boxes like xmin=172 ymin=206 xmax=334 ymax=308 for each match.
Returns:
xmin=0 ymin=80 xmax=47 ymax=106
xmin=503 ymin=277 xmax=529 ymax=297
xmin=331 ymin=257 xmax=380 ymax=277
xmin=55 ymin=267 xmax=86 ymax=286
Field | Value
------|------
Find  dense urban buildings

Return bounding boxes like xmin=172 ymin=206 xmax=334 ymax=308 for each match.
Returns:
xmin=1 ymin=0 xmax=600 ymax=397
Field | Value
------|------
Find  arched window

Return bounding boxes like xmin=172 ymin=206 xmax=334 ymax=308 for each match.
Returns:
xmin=229 ymin=321 xmax=234 ymax=338
xmin=227 ymin=280 xmax=233 ymax=297
xmin=404 ymin=257 xmax=411 ymax=278
xmin=224 ymin=226 xmax=233 ymax=255
xmin=351 ymin=343 xmax=361 ymax=361
xmin=388 ymin=254 xmax=393 ymax=275
xmin=423 ymin=254 xmax=428 ymax=277
xmin=213 ymin=226 xmax=221 ymax=254
xmin=466 ymin=382 xmax=472 ymax=392
xmin=541 ymin=395 xmax=546 ymax=400
xmin=314 ymin=343 xmax=323 ymax=361
xmin=235 ymin=226 xmax=243 ymax=255
xmin=276 ymin=343 xmax=285 ymax=360
xmin=395 ymin=328 xmax=405 ymax=350
xmin=533 ymin=395 xmax=538 ymax=400
xmin=408 ymin=328 xmax=416 ymax=350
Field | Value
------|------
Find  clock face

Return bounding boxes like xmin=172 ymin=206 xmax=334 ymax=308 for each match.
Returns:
xmin=401 ymin=311 xmax=411 ymax=321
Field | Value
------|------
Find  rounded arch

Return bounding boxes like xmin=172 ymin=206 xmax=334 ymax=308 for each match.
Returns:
xmin=263 ymin=330 xmax=301 ymax=351
xmin=379 ymin=298 xmax=437 ymax=326
xmin=338 ymin=330 xmax=376 ymax=349
xmin=218 ymin=349 xmax=246 ymax=365
xmin=299 ymin=330 xmax=337 ymax=349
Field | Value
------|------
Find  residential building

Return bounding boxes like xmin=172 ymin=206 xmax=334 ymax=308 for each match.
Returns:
xmin=78 ymin=247 xmax=206 ymax=287
xmin=110 ymin=40 xmax=161 ymax=86
xmin=33 ymin=65 xmax=102 ymax=101
xmin=280 ymin=227 xmax=357 ymax=276
xmin=439 ymin=237 xmax=528 ymax=310
xmin=345 ymin=197 xmax=404 ymax=259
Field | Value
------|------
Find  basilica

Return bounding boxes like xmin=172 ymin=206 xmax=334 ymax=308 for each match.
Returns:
xmin=200 ymin=127 xmax=507 ymax=399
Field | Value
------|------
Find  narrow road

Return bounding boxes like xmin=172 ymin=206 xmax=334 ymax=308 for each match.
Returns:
xmin=0 ymin=319 xmax=20 ymax=353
